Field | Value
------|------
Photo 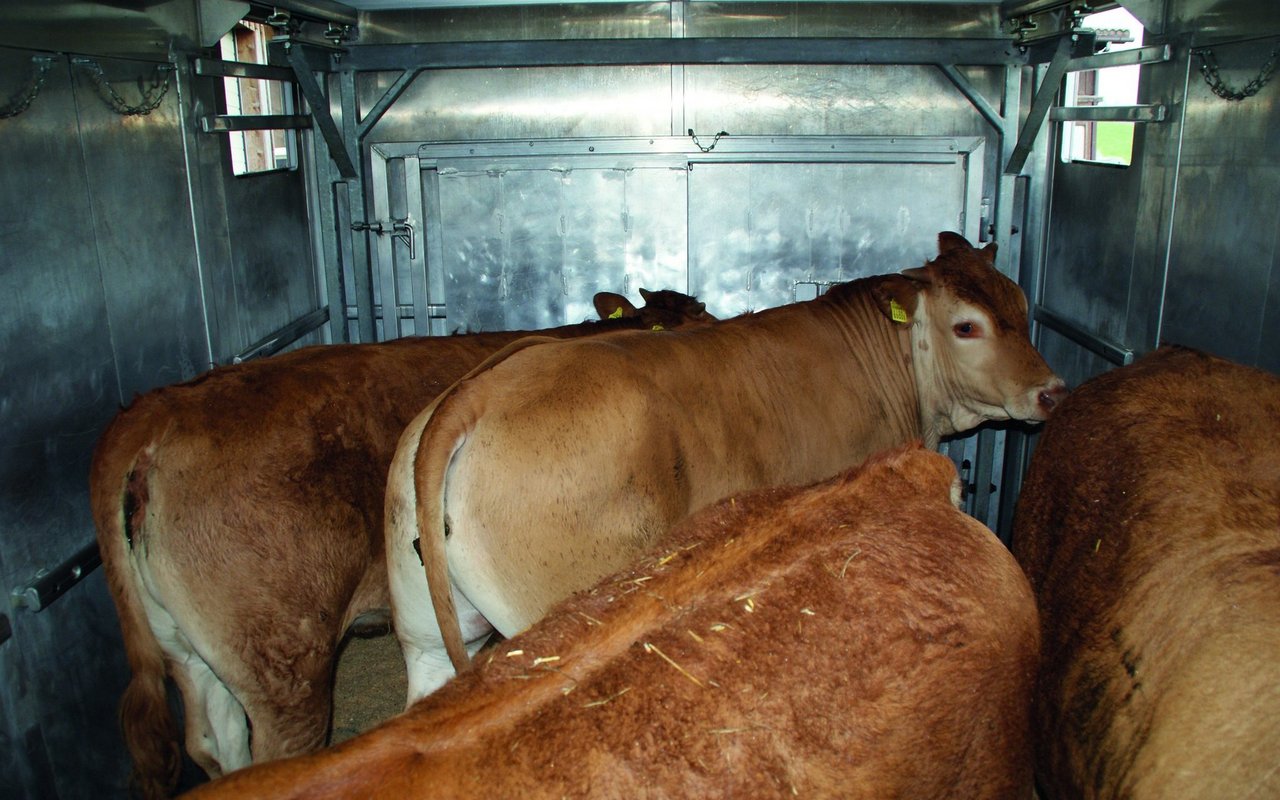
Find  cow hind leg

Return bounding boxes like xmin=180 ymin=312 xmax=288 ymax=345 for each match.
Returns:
xmin=399 ymin=586 xmax=494 ymax=704
xmin=167 ymin=649 xmax=251 ymax=780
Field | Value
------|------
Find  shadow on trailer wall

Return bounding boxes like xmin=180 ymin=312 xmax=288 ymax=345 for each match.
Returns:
xmin=1 ymin=0 xmax=1278 ymax=797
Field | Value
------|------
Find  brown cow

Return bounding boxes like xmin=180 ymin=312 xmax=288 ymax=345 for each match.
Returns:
xmin=386 ymin=231 xmax=1065 ymax=700
xmin=1013 ymin=346 xmax=1280 ymax=799
xmin=89 ymin=289 xmax=714 ymax=799
xmin=185 ymin=444 xmax=1039 ymax=800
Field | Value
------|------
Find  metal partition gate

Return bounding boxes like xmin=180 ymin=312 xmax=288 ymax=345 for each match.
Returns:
xmin=359 ymin=134 xmax=1009 ymax=528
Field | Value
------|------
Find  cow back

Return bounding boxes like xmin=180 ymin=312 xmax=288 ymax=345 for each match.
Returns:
xmin=189 ymin=445 xmax=1038 ymax=800
xmin=1013 ymin=346 xmax=1280 ymax=799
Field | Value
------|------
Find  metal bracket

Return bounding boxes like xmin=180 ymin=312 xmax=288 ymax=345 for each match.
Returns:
xmin=282 ymin=41 xmax=358 ymax=179
xmin=1004 ymin=31 xmax=1096 ymax=175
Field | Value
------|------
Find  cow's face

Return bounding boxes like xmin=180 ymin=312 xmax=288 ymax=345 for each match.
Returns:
xmin=884 ymin=233 xmax=1066 ymax=439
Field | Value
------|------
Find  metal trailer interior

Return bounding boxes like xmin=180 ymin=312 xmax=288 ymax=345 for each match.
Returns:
xmin=0 ymin=0 xmax=1276 ymax=796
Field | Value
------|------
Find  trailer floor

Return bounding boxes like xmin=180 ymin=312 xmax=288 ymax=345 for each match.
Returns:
xmin=331 ymin=631 xmax=407 ymax=743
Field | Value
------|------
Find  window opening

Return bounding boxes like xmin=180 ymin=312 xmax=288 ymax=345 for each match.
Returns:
xmin=1061 ymin=7 xmax=1144 ymax=166
xmin=219 ymin=22 xmax=297 ymax=175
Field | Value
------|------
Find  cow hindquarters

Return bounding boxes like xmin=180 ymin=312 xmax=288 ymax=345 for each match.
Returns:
xmin=386 ymin=406 xmax=494 ymax=702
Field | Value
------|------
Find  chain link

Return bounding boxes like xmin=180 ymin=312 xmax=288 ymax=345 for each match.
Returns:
xmin=1195 ymin=45 xmax=1279 ymax=102
xmin=73 ymin=58 xmax=174 ymax=116
xmin=0 ymin=56 xmax=54 ymax=119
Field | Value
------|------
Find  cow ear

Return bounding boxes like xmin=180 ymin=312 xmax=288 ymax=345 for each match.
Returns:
xmin=937 ymin=231 xmax=973 ymax=254
xmin=873 ymin=274 xmax=924 ymax=325
xmin=593 ymin=292 xmax=639 ymax=320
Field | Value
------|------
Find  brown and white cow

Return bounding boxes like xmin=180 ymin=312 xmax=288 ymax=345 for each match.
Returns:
xmin=185 ymin=444 xmax=1040 ymax=800
xmin=89 ymin=290 xmax=714 ymax=799
xmin=386 ymin=231 xmax=1066 ymax=701
xmin=1012 ymin=346 xmax=1280 ymax=799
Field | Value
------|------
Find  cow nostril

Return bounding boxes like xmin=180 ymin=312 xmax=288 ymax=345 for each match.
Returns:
xmin=1038 ymin=387 xmax=1064 ymax=412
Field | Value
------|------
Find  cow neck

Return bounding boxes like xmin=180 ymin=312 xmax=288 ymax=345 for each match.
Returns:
xmin=900 ymin=295 xmax=960 ymax=449
xmin=816 ymin=281 xmax=923 ymax=446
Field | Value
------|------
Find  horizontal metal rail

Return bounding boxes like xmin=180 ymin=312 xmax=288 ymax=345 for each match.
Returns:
xmin=1067 ymin=43 xmax=1172 ymax=72
xmin=11 ymin=541 xmax=102 ymax=613
xmin=1050 ymin=104 xmax=1167 ymax=122
xmin=231 ymin=306 xmax=331 ymax=364
xmin=192 ymin=58 xmax=297 ymax=83
xmin=336 ymin=37 xmax=1030 ymax=72
xmin=200 ymin=114 xmax=312 ymax=133
xmin=1034 ymin=304 xmax=1135 ymax=366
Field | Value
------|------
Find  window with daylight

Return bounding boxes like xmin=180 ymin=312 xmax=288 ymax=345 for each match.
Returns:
xmin=219 ymin=22 xmax=297 ymax=176
xmin=1060 ymin=7 xmax=1145 ymax=167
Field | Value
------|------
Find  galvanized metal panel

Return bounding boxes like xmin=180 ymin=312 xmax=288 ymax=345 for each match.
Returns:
xmin=0 ymin=50 xmax=133 ymax=800
xmin=1159 ymin=35 xmax=1280 ymax=366
xmin=434 ymin=162 xmax=688 ymax=331
xmin=74 ymin=54 xmax=210 ymax=392
xmin=689 ymin=160 xmax=969 ymax=315
xmin=685 ymin=1 xmax=1003 ymax=37
xmin=1041 ymin=158 xmax=1145 ymax=347
xmin=357 ymin=2 xmax=673 ymax=44
xmin=363 ymin=66 xmax=672 ymax=143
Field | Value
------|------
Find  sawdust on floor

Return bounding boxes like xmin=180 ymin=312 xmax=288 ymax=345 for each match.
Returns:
xmin=330 ymin=631 xmax=407 ymax=744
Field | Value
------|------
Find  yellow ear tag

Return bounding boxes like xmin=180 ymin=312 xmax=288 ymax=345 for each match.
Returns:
xmin=889 ymin=299 xmax=909 ymax=324
xmin=651 ymin=324 xmax=664 ymax=331
xmin=609 ymin=306 xmax=625 ymax=319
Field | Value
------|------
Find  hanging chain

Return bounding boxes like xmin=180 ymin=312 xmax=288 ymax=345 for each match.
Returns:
xmin=1195 ymin=45 xmax=1279 ymax=101
xmin=0 ymin=56 xmax=54 ymax=119
xmin=72 ymin=58 xmax=174 ymax=116
xmin=688 ymin=128 xmax=729 ymax=153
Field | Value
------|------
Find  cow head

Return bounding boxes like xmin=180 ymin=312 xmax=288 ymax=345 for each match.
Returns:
xmin=593 ymin=288 xmax=718 ymax=330
xmin=875 ymin=232 xmax=1066 ymax=441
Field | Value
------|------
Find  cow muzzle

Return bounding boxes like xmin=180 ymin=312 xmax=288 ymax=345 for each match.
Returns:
xmin=1036 ymin=379 xmax=1069 ymax=416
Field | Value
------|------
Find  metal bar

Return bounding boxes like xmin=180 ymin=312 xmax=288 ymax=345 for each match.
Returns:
xmin=201 ymin=114 xmax=311 ymax=132
xmin=1067 ymin=43 xmax=1172 ymax=72
xmin=407 ymin=134 xmax=983 ymax=162
xmin=939 ymin=64 xmax=1004 ymax=131
xmin=1050 ymin=104 xmax=1167 ymax=122
xmin=340 ymin=70 xmax=376 ymax=344
xmin=1004 ymin=34 xmax=1077 ymax=175
xmin=230 ymin=307 xmax=331 ymax=364
xmin=335 ymin=37 xmax=1029 ymax=72
xmin=285 ymin=44 xmax=357 ymax=179
xmin=1034 ymin=305 xmax=1135 ymax=366
xmin=192 ymin=57 xmax=296 ymax=82
xmin=368 ymin=152 xmax=400 ymax=341
xmin=11 ymin=541 xmax=102 ymax=613
xmin=356 ymin=69 xmax=422 ymax=141
xmin=402 ymin=156 xmax=430 ymax=337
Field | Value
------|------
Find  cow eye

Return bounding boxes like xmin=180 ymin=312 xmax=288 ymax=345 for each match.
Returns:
xmin=953 ymin=321 xmax=980 ymax=338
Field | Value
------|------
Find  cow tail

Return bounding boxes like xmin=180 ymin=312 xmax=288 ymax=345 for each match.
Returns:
xmin=89 ymin=432 xmax=182 ymax=800
xmin=411 ymin=395 xmax=473 ymax=674
xmin=411 ymin=335 xmax=561 ymax=674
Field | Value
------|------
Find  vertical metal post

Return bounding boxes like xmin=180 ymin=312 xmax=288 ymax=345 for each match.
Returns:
xmin=172 ymin=53 xmax=219 ymax=368
xmin=339 ymin=69 xmax=376 ymax=343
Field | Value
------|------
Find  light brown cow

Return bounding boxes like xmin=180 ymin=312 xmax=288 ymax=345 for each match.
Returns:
xmin=89 ymin=289 xmax=714 ymax=799
xmin=1013 ymin=346 xmax=1280 ymax=799
xmin=386 ymin=231 xmax=1066 ymax=701
xmin=185 ymin=444 xmax=1040 ymax=800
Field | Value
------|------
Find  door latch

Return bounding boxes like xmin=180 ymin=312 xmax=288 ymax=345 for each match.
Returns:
xmin=352 ymin=218 xmax=416 ymax=260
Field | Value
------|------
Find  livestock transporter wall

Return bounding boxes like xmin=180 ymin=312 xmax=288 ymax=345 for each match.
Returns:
xmin=1 ymin=0 xmax=1277 ymax=796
